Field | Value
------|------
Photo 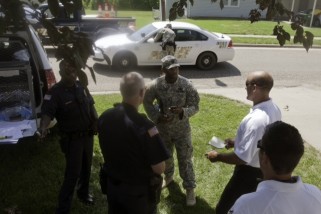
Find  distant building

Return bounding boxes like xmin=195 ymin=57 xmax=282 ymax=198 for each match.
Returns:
xmin=163 ymin=0 xmax=321 ymax=20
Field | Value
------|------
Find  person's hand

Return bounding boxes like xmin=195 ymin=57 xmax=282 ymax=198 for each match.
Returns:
xmin=158 ymin=114 xmax=173 ymax=123
xmin=168 ymin=106 xmax=183 ymax=115
xmin=225 ymin=138 xmax=235 ymax=149
xmin=36 ymin=128 xmax=48 ymax=141
xmin=205 ymin=150 xmax=219 ymax=162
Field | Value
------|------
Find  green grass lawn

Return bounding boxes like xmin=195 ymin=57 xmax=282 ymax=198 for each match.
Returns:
xmin=86 ymin=9 xmax=321 ymax=46
xmin=1 ymin=94 xmax=320 ymax=213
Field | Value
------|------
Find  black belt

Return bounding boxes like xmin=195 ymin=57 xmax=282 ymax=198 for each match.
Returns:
xmin=235 ymin=164 xmax=260 ymax=172
xmin=234 ymin=164 xmax=263 ymax=182
xmin=108 ymin=175 xmax=150 ymax=186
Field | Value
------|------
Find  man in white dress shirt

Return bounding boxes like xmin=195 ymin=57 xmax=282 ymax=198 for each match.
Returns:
xmin=229 ymin=121 xmax=321 ymax=214
xmin=206 ymin=71 xmax=282 ymax=214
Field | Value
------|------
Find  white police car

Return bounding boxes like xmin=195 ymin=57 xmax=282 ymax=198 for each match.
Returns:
xmin=93 ymin=21 xmax=235 ymax=70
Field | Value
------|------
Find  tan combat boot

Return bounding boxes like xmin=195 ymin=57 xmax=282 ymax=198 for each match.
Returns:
xmin=186 ymin=188 xmax=196 ymax=206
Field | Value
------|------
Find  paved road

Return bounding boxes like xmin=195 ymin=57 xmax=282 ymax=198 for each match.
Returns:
xmin=49 ymin=47 xmax=321 ymax=91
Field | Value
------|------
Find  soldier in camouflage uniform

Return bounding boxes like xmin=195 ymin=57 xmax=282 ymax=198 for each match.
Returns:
xmin=143 ymin=55 xmax=200 ymax=206
xmin=154 ymin=24 xmax=176 ymax=57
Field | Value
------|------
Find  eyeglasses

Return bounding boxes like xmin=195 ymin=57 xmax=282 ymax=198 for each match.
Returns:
xmin=257 ymin=140 xmax=265 ymax=150
xmin=246 ymin=81 xmax=266 ymax=88
xmin=245 ymin=81 xmax=256 ymax=87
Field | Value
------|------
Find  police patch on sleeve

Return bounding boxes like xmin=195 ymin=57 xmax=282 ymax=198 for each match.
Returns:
xmin=148 ymin=126 xmax=159 ymax=137
xmin=44 ymin=94 xmax=51 ymax=100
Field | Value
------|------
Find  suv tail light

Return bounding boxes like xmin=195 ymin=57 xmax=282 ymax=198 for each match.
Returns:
xmin=228 ymin=40 xmax=233 ymax=48
xmin=44 ymin=68 xmax=56 ymax=89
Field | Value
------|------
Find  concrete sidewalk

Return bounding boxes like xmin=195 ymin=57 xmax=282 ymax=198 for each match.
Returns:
xmin=228 ymin=34 xmax=321 ymax=40
xmin=198 ymin=86 xmax=321 ymax=152
xmin=227 ymin=34 xmax=321 ymax=49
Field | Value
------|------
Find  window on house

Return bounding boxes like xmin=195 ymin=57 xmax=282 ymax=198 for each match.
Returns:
xmin=223 ymin=0 xmax=239 ymax=7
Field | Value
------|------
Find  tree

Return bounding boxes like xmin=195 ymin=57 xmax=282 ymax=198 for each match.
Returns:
xmin=0 ymin=0 xmax=97 ymax=87
xmin=169 ymin=0 xmax=314 ymax=52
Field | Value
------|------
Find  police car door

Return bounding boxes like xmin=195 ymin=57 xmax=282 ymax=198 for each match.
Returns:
xmin=174 ymin=29 xmax=203 ymax=64
xmin=137 ymin=32 xmax=164 ymax=65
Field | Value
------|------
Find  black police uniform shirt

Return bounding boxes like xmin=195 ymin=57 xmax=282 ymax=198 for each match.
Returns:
xmin=98 ymin=102 xmax=170 ymax=185
xmin=41 ymin=81 xmax=94 ymax=133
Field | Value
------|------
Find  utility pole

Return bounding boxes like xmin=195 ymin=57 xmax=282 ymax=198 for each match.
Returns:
xmin=161 ymin=0 xmax=166 ymax=21
xmin=310 ymin=0 xmax=317 ymax=27
xmin=290 ymin=0 xmax=295 ymax=21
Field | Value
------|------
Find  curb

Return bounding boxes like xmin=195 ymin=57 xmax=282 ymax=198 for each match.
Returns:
xmin=227 ymin=34 xmax=321 ymax=40
xmin=227 ymin=34 xmax=321 ymax=49
xmin=44 ymin=44 xmax=321 ymax=50
xmin=233 ymin=43 xmax=321 ymax=49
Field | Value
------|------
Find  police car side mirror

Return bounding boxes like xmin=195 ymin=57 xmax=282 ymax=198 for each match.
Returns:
xmin=147 ymin=38 xmax=155 ymax=43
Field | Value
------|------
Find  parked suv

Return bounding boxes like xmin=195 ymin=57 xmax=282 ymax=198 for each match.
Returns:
xmin=0 ymin=25 xmax=57 ymax=144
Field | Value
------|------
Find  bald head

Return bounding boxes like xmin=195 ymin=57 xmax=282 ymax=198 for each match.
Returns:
xmin=120 ymin=72 xmax=145 ymax=100
xmin=247 ymin=71 xmax=274 ymax=92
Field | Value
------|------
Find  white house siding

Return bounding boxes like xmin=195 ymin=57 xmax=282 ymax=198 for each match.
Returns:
xmin=185 ymin=0 xmax=266 ymax=19
xmin=165 ymin=0 xmax=321 ymax=19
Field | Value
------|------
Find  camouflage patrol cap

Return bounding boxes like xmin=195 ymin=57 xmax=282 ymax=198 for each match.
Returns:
xmin=161 ymin=55 xmax=180 ymax=69
xmin=165 ymin=23 xmax=172 ymax=29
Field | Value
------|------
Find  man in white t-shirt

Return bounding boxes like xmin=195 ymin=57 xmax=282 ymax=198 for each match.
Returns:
xmin=229 ymin=121 xmax=321 ymax=214
xmin=205 ymin=71 xmax=282 ymax=214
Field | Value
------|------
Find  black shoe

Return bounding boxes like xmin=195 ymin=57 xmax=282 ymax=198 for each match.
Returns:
xmin=78 ymin=194 xmax=94 ymax=206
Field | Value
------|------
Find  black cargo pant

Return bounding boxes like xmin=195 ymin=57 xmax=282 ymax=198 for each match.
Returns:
xmin=106 ymin=177 xmax=156 ymax=214
xmin=215 ymin=165 xmax=262 ymax=214
xmin=56 ymin=133 xmax=94 ymax=214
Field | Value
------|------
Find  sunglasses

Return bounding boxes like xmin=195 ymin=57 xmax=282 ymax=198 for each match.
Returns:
xmin=257 ymin=140 xmax=265 ymax=150
xmin=245 ymin=81 xmax=256 ymax=87
xmin=246 ymin=81 xmax=266 ymax=88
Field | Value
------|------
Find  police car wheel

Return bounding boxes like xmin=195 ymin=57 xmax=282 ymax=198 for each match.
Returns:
xmin=113 ymin=52 xmax=136 ymax=71
xmin=196 ymin=52 xmax=217 ymax=70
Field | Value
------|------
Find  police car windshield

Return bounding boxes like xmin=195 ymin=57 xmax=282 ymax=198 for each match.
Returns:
xmin=128 ymin=24 xmax=157 ymax=42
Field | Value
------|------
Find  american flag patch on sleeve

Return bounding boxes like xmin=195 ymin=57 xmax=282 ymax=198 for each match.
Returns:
xmin=148 ymin=126 xmax=159 ymax=137
xmin=44 ymin=94 xmax=52 ymax=100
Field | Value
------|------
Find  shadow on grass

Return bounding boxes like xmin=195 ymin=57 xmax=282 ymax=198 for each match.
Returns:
xmin=163 ymin=182 xmax=215 ymax=214
xmin=0 ymin=135 xmax=63 ymax=213
xmin=0 ymin=132 xmax=107 ymax=213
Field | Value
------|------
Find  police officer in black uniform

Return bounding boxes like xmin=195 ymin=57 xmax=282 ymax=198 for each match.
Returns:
xmin=98 ymin=72 xmax=169 ymax=214
xmin=38 ymin=60 xmax=98 ymax=214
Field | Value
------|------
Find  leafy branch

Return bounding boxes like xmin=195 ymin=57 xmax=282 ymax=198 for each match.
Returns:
xmin=169 ymin=0 xmax=315 ymax=51
xmin=0 ymin=0 xmax=97 ymax=87
xmin=272 ymin=23 xmax=290 ymax=47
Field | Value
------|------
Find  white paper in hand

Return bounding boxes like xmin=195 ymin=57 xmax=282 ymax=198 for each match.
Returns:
xmin=208 ymin=136 xmax=225 ymax=149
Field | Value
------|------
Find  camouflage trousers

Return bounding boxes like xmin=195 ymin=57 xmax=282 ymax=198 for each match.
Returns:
xmin=161 ymin=46 xmax=175 ymax=57
xmin=160 ymin=130 xmax=196 ymax=189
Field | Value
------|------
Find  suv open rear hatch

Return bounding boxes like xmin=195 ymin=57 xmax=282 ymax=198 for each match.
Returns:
xmin=0 ymin=62 xmax=38 ymax=144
